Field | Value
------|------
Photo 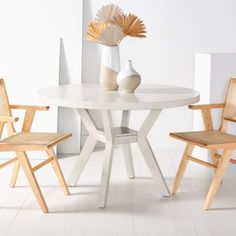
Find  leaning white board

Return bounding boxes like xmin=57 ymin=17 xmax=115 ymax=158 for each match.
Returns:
xmin=0 ymin=37 xmax=60 ymax=159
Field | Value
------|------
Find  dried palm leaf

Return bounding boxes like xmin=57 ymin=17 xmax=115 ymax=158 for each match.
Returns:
xmin=97 ymin=24 xmax=125 ymax=46
xmin=113 ymin=13 xmax=146 ymax=38
xmin=85 ymin=21 xmax=107 ymax=43
xmin=96 ymin=4 xmax=123 ymax=24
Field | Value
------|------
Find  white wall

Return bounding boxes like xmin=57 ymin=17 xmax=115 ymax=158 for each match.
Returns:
xmin=0 ymin=0 xmax=83 ymax=153
xmin=82 ymin=0 xmax=236 ymax=148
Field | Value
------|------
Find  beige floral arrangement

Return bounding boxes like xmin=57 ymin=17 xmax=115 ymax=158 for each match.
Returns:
xmin=85 ymin=4 xmax=146 ymax=46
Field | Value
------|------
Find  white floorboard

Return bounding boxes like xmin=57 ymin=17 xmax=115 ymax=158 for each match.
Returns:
xmin=0 ymin=146 xmax=236 ymax=235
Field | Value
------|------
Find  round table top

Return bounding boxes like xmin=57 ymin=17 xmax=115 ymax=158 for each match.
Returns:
xmin=37 ymin=84 xmax=200 ymax=110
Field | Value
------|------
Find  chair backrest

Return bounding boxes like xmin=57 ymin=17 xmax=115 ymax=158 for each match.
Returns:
xmin=0 ymin=79 xmax=12 ymax=116
xmin=0 ymin=79 xmax=15 ymax=136
xmin=220 ymin=78 xmax=236 ymax=130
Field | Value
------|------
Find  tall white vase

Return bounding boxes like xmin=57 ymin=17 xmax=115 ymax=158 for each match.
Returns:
xmin=99 ymin=45 xmax=120 ymax=91
xmin=117 ymin=60 xmax=141 ymax=93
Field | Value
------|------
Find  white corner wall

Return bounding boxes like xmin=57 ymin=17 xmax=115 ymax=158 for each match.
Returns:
xmin=82 ymin=0 xmax=236 ymax=148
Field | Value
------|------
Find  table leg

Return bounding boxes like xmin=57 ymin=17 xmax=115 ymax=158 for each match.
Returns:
xmin=121 ymin=110 xmax=135 ymax=179
xmin=68 ymin=134 xmax=97 ymax=186
xmin=68 ymin=109 xmax=97 ymax=186
xmin=137 ymin=109 xmax=170 ymax=196
xmin=98 ymin=142 xmax=114 ymax=207
xmin=98 ymin=111 xmax=114 ymax=207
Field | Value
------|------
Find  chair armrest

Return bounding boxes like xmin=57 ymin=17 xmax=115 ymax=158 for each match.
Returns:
xmin=189 ymin=103 xmax=224 ymax=110
xmin=10 ymin=104 xmax=49 ymax=132
xmin=189 ymin=103 xmax=224 ymax=131
xmin=0 ymin=115 xmax=19 ymax=123
xmin=10 ymin=104 xmax=49 ymax=111
xmin=224 ymin=117 xmax=236 ymax=122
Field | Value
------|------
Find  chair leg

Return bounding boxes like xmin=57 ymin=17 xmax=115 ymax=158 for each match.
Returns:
xmin=210 ymin=150 xmax=223 ymax=185
xmin=204 ymin=149 xmax=233 ymax=210
xmin=10 ymin=160 xmax=20 ymax=187
xmin=209 ymin=150 xmax=219 ymax=166
xmin=172 ymin=143 xmax=194 ymax=194
xmin=46 ymin=148 xmax=69 ymax=196
xmin=16 ymin=151 xmax=48 ymax=213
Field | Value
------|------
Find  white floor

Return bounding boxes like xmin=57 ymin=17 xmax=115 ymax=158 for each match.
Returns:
xmin=1 ymin=146 xmax=236 ymax=236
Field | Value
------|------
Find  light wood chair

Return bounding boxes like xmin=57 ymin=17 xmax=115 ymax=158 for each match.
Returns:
xmin=170 ymin=78 xmax=236 ymax=210
xmin=0 ymin=79 xmax=71 ymax=212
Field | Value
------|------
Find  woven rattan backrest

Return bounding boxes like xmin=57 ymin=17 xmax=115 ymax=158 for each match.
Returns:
xmin=0 ymin=79 xmax=15 ymax=137
xmin=0 ymin=79 xmax=12 ymax=116
xmin=222 ymin=78 xmax=236 ymax=119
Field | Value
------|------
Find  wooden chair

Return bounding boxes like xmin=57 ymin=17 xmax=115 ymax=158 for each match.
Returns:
xmin=170 ymin=78 xmax=236 ymax=210
xmin=0 ymin=79 xmax=71 ymax=212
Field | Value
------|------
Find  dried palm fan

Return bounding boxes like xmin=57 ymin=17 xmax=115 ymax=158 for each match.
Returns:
xmin=113 ymin=13 xmax=146 ymax=38
xmin=96 ymin=4 xmax=123 ymax=24
xmin=85 ymin=21 xmax=108 ymax=43
xmin=97 ymin=24 xmax=125 ymax=46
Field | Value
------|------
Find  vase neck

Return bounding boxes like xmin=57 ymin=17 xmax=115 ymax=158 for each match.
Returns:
xmin=125 ymin=60 xmax=134 ymax=70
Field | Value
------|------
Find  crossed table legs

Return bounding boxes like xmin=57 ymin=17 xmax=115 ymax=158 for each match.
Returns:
xmin=68 ymin=109 xmax=170 ymax=207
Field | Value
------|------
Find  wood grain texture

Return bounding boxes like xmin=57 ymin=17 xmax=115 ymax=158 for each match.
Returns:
xmin=0 ymin=116 xmax=19 ymax=123
xmin=47 ymin=148 xmax=69 ymax=195
xmin=204 ymin=149 xmax=233 ymax=209
xmin=0 ymin=79 xmax=71 ymax=212
xmin=10 ymin=104 xmax=49 ymax=110
xmin=189 ymin=103 xmax=224 ymax=110
xmin=0 ymin=157 xmax=17 ymax=169
xmin=16 ymin=151 xmax=49 ymax=213
xmin=0 ymin=132 xmax=71 ymax=151
xmin=22 ymin=110 xmax=36 ymax=132
xmin=187 ymin=155 xmax=217 ymax=169
xmin=170 ymin=131 xmax=236 ymax=149
xmin=172 ymin=144 xmax=194 ymax=194
xmin=10 ymin=160 xmax=20 ymax=188
xmin=200 ymin=108 xmax=219 ymax=164
xmin=171 ymin=78 xmax=236 ymax=209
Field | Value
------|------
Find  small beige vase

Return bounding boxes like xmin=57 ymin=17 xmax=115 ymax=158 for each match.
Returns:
xmin=117 ymin=60 xmax=141 ymax=93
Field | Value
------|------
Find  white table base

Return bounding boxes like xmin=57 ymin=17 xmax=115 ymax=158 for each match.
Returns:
xmin=68 ymin=109 xmax=171 ymax=208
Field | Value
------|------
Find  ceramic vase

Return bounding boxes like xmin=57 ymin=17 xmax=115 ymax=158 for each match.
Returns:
xmin=117 ymin=60 xmax=141 ymax=93
xmin=99 ymin=45 xmax=120 ymax=91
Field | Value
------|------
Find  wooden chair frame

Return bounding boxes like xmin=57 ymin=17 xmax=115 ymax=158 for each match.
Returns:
xmin=0 ymin=79 xmax=70 ymax=213
xmin=171 ymin=78 xmax=236 ymax=210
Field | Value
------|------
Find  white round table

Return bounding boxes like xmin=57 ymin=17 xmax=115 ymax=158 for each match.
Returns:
xmin=37 ymin=84 xmax=200 ymax=207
